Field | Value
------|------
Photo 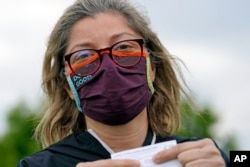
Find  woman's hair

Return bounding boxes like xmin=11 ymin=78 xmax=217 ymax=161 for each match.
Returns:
xmin=35 ymin=0 xmax=188 ymax=148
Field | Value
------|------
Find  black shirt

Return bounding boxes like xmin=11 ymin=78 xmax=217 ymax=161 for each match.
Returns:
xmin=17 ymin=129 xmax=229 ymax=167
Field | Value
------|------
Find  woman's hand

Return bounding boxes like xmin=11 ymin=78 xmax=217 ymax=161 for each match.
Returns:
xmin=153 ymin=138 xmax=226 ymax=167
xmin=76 ymin=159 xmax=140 ymax=167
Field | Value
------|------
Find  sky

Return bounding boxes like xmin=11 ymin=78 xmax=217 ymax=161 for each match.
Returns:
xmin=0 ymin=0 xmax=249 ymax=150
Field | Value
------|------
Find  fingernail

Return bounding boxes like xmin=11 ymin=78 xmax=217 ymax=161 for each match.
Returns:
xmin=132 ymin=160 xmax=140 ymax=167
xmin=153 ymin=154 xmax=160 ymax=163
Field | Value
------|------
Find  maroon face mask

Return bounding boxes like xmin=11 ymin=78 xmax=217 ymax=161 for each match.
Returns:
xmin=66 ymin=54 xmax=154 ymax=125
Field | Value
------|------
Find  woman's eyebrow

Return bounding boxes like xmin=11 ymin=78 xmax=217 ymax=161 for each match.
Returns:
xmin=66 ymin=42 xmax=93 ymax=55
xmin=110 ymin=32 xmax=139 ymax=41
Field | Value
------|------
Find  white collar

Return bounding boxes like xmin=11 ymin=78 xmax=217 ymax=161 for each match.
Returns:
xmin=87 ymin=129 xmax=156 ymax=154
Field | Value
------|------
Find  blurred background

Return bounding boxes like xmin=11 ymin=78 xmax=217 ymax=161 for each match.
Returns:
xmin=0 ymin=0 xmax=249 ymax=166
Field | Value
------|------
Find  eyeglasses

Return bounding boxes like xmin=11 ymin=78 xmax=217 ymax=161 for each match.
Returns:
xmin=64 ymin=39 xmax=147 ymax=77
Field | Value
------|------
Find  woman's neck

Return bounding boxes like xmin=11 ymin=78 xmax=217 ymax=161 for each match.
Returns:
xmin=85 ymin=109 xmax=148 ymax=152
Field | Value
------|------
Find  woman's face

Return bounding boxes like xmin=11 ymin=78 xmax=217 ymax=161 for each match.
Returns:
xmin=64 ymin=12 xmax=155 ymax=98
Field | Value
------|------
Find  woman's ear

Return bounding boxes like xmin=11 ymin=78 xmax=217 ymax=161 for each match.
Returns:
xmin=65 ymin=85 xmax=75 ymax=100
xmin=147 ymin=48 xmax=156 ymax=82
xmin=150 ymin=63 xmax=156 ymax=82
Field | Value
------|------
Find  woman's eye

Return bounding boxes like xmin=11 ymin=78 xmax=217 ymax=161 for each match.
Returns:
xmin=78 ymin=50 xmax=93 ymax=58
xmin=115 ymin=44 xmax=134 ymax=51
xmin=78 ymin=53 xmax=90 ymax=59
xmin=71 ymin=50 xmax=93 ymax=63
xmin=113 ymin=41 xmax=139 ymax=51
xmin=118 ymin=44 xmax=131 ymax=50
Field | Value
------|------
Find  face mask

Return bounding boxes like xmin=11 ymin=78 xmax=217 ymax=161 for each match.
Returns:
xmin=66 ymin=53 xmax=154 ymax=125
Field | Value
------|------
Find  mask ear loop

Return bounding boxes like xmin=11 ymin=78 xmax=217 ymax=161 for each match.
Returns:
xmin=145 ymin=48 xmax=155 ymax=94
xmin=61 ymin=68 xmax=83 ymax=112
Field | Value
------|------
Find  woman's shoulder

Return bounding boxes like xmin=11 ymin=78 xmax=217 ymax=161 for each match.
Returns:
xmin=16 ymin=131 xmax=110 ymax=167
xmin=16 ymin=150 xmax=53 ymax=167
xmin=16 ymin=133 xmax=81 ymax=167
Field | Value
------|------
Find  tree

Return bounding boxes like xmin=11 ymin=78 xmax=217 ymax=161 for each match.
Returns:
xmin=0 ymin=101 xmax=41 ymax=167
xmin=177 ymin=101 xmax=237 ymax=157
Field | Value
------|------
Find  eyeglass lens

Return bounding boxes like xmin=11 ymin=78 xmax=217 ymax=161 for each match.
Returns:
xmin=69 ymin=40 xmax=143 ymax=76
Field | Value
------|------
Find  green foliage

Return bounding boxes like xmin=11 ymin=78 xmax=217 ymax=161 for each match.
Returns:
xmin=177 ymin=101 xmax=238 ymax=157
xmin=177 ymin=102 xmax=218 ymax=137
xmin=0 ymin=101 xmax=41 ymax=167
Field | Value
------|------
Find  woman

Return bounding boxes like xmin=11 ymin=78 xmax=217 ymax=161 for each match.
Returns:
xmin=17 ymin=0 xmax=229 ymax=166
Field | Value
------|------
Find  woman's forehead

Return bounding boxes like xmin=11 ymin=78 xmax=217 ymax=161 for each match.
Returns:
xmin=66 ymin=13 xmax=140 ymax=54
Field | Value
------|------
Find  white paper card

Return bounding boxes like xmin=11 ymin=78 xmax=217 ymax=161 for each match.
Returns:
xmin=111 ymin=140 xmax=182 ymax=167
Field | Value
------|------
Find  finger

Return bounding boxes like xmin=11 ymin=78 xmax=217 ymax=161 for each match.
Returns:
xmin=76 ymin=159 xmax=140 ymax=167
xmin=153 ymin=138 xmax=214 ymax=163
xmin=178 ymin=148 xmax=203 ymax=164
xmin=178 ymin=143 xmax=222 ymax=164
xmin=185 ymin=158 xmax=225 ymax=167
